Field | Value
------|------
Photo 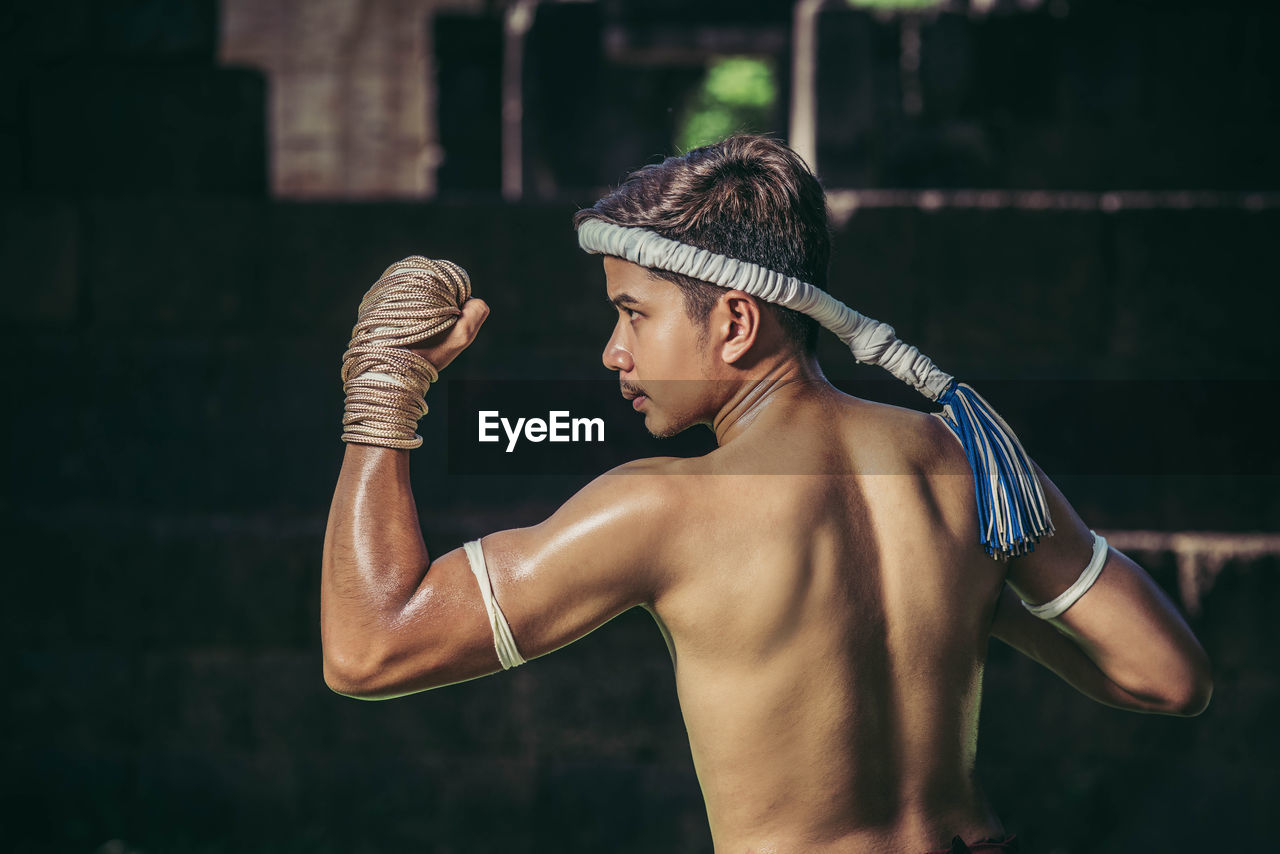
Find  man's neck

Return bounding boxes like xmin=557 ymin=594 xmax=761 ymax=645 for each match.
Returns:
xmin=711 ymin=355 xmax=830 ymax=447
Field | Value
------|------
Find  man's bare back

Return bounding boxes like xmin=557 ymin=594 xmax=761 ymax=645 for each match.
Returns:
xmin=586 ymin=388 xmax=1005 ymax=852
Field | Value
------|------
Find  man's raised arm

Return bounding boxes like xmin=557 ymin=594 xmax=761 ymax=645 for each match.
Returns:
xmin=991 ymin=461 xmax=1213 ymax=717
xmin=321 ymin=297 xmax=677 ymax=700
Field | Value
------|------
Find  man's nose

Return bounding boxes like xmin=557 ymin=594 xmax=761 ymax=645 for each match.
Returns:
xmin=602 ymin=324 xmax=633 ymax=373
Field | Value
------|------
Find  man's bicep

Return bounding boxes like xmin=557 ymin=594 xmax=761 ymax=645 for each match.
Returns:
xmin=1008 ymin=462 xmax=1176 ymax=625
xmin=1004 ymin=461 xmax=1097 ymax=605
xmin=368 ymin=465 xmax=674 ymax=697
xmin=1008 ymin=462 xmax=1175 ymax=638
xmin=471 ymin=465 xmax=675 ymax=662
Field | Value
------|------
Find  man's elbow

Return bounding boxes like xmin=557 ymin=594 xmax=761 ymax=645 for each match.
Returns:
xmin=1168 ymin=657 xmax=1214 ymax=717
xmin=1150 ymin=650 xmax=1214 ymax=717
xmin=322 ymin=641 xmax=449 ymax=700
xmin=322 ymin=640 xmax=416 ymax=700
xmin=323 ymin=646 xmax=386 ymax=700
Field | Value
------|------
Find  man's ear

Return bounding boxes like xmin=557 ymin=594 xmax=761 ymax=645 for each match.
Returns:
xmin=711 ymin=289 xmax=762 ymax=364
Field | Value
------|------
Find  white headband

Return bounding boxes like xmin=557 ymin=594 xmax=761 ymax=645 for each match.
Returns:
xmin=575 ymin=217 xmax=1054 ymax=558
xmin=577 ymin=219 xmax=954 ymax=401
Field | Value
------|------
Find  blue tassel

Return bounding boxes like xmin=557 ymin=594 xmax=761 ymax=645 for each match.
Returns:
xmin=937 ymin=381 xmax=1054 ymax=559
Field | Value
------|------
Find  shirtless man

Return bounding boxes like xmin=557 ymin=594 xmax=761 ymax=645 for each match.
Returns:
xmin=321 ymin=135 xmax=1212 ymax=853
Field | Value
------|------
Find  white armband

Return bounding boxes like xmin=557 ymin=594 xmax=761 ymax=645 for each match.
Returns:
xmin=462 ymin=539 xmax=527 ymax=669
xmin=1021 ymin=530 xmax=1109 ymax=620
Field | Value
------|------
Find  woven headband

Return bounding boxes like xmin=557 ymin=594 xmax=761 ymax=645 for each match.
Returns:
xmin=576 ymin=218 xmax=1054 ymax=558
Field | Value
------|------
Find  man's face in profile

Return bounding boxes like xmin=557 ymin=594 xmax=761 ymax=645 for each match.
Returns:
xmin=601 ymin=256 xmax=717 ymax=438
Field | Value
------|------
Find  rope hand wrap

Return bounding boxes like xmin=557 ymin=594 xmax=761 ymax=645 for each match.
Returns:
xmin=340 ymin=257 xmax=472 ymax=449
xmin=576 ymin=219 xmax=1054 ymax=559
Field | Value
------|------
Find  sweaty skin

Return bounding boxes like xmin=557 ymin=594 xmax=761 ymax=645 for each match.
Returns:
xmin=322 ymin=257 xmax=1211 ymax=854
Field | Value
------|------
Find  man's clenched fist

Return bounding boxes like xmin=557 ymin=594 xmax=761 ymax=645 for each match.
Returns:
xmin=408 ymin=297 xmax=490 ymax=372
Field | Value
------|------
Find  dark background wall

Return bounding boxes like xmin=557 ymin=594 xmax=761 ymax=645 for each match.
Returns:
xmin=2 ymin=1 xmax=1277 ymax=852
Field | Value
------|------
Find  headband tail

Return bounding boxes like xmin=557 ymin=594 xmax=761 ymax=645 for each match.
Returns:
xmin=936 ymin=381 xmax=1055 ymax=559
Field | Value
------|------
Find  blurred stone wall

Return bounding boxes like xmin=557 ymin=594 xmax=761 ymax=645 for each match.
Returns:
xmin=219 ymin=0 xmax=485 ymax=199
xmin=2 ymin=1 xmax=1276 ymax=852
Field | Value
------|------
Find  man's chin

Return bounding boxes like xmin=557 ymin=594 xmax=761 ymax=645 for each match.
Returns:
xmin=646 ymin=424 xmax=683 ymax=439
xmin=641 ymin=410 xmax=693 ymax=439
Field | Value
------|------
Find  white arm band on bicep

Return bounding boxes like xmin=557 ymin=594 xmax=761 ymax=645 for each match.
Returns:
xmin=1021 ymin=530 xmax=1109 ymax=620
xmin=462 ymin=539 xmax=527 ymax=670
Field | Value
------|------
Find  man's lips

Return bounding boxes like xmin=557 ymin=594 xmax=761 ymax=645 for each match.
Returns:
xmin=621 ymin=386 xmax=648 ymax=410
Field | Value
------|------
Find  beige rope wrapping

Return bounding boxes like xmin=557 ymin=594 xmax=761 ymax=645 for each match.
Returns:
xmin=340 ymin=257 xmax=472 ymax=449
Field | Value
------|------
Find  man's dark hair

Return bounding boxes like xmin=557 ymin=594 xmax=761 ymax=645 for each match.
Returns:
xmin=574 ymin=134 xmax=830 ymax=355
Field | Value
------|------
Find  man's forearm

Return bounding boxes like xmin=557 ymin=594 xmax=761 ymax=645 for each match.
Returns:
xmin=321 ymin=443 xmax=431 ymax=687
xmin=990 ymin=583 xmax=1187 ymax=714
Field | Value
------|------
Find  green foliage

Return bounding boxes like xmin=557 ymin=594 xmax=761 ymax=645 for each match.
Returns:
xmin=675 ymin=57 xmax=778 ymax=153
xmin=704 ymin=57 xmax=776 ymax=108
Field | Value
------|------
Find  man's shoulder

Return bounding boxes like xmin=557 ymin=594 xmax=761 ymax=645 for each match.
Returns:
xmin=579 ymin=456 xmax=693 ymax=514
xmin=838 ymin=396 xmax=967 ymax=475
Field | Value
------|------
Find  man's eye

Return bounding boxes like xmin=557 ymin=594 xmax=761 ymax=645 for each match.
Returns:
xmin=624 ymin=308 xmax=639 ymax=319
